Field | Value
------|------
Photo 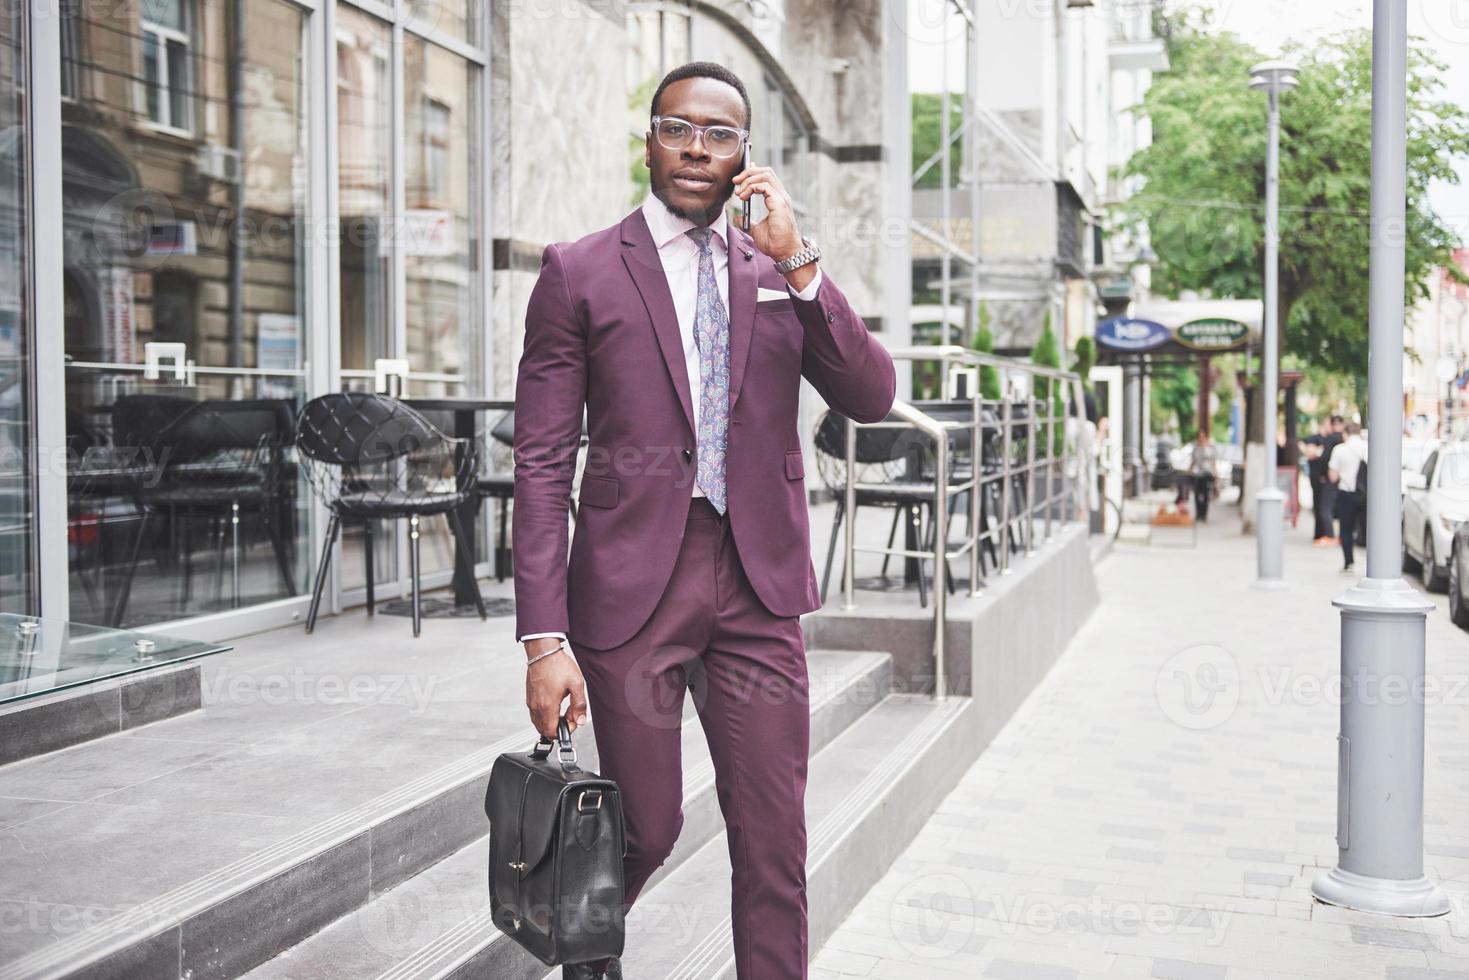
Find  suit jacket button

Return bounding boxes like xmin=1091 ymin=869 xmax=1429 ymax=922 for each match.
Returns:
xmin=682 ymin=448 xmax=692 ymax=460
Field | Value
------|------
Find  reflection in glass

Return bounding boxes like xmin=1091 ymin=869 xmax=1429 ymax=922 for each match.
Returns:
xmin=337 ymin=7 xmax=391 ymax=377
xmin=0 ymin=2 xmax=34 ymax=613
xmin=62 ymin=0 xmax=309 ymax=628
xmin=403 ymin=37 xmax=481 ymax=394
xmin=336 ymin=8 xmax=397 ymax=595
xmin=402 ymin=40 xmax=482 ymax=579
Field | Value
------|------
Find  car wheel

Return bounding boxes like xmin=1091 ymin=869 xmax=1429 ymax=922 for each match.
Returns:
xmin=1403 ymin=523 xmax=1421 ymax=573
xmin=1451 ymin=546 xmax=1469 ymax=629
xmin=1424 ymin=530 xmax=1448 ymax=593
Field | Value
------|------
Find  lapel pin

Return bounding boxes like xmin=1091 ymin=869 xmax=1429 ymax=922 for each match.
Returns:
xmin=741 ymin=248 xmax=753 ymax=260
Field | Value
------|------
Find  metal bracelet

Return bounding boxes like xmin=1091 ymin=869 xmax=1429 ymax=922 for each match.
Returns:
xmin=525 ymin=642 xmax=567 ymax=669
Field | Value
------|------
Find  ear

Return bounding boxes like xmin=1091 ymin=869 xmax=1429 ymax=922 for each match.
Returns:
xmin=644 ymin=132 xmax=652 ymax=169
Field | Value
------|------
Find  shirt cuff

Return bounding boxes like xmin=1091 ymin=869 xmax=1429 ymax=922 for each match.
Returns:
xmin=519 ymin=631 xmax=567 ymax=643
xmin=787 ymin=266 xmax=823 ymax=302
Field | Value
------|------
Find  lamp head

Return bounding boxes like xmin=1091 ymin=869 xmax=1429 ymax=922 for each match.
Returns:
xmin=1248 ymin=59 xmax=1300 ymax=94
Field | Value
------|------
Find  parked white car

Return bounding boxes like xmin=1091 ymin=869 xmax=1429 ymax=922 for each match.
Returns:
xmin=1402 ymin=442 xmax=1469 ymax=591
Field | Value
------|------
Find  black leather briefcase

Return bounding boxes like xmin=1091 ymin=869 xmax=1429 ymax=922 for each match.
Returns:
xmin=486 ymin=714 xmax=626 ymax=966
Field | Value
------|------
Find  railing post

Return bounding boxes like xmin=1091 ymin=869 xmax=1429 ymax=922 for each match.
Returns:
xmin=1000 ymin=375 xmax=1013 ymax=575
xmin=932 ymin=429 xmax=948 ymax=699
xmin=969 ymin=383 xmax=983 ymax=596
xmin=843 ymin=415 xmax=856 ymax=610
xmin=1025 ymin=378 xmax=1037 ymax=557
xmin=1044 ymin=371 xmax=1055 ymax=544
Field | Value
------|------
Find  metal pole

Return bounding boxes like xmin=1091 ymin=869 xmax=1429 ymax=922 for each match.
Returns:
xmin=1044 ymin=372 xmax=1055 ymax=543
xmin=1024 ymin=378 xmax=1037 ymax=556
xmin=1122 ymin=359 xmax=1143 ymax=497
xmin=843 ymin=416 xmax=857 ymax=610
xmin=1310 ymin=0 xmax=1447 ymax=918
xmin=932 ymin=431 xmax=948 ymax=699
xmin=1000 ymin=380 xmax=1012 ymax=574
xmin=940 ymin=14 xmax=952 ymax=349
xmin=1254 ymin=84 xmax=1285 ymax=586
xmin=969 ymin=381 xmax=983 ymax=596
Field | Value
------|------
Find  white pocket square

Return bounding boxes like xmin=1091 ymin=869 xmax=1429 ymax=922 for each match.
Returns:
xmin=756 ymin=286 xmax=791 ymax=303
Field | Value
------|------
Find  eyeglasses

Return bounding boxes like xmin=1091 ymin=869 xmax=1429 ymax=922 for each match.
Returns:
xmin=650 ymin=115 xmax=749 ymax=159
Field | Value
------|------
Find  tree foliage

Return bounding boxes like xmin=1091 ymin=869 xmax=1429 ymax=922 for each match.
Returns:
xmin=1114 ymin=26 xmax=1469 ymax=379
xmin=911 ymin=93 xmax=964 ymax=190
xmin=1031 ymin=312 xmax=1066 ymax=452
xmin=971 ymin=300 xmax=1002 ymax=401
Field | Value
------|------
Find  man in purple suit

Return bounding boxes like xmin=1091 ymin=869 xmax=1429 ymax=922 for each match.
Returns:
xmin=513 ymin=61 xmax=896 ymax=980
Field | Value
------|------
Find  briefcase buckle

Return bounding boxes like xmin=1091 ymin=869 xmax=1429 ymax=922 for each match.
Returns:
xmin=577 ymin=789 xmax=603 ymax=812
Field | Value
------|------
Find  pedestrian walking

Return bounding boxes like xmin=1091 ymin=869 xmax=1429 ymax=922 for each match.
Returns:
xmin=1191 ymin=431 xmax=1217 ymax=522
xmin=1328 ymin=421 xmax=1367 ymax=573
xmin=513 ymin=61 xmax=896 ymax=980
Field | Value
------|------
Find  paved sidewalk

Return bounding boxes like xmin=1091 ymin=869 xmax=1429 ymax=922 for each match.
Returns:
xmin=813 ymin=508 xmax=1469 ymax=979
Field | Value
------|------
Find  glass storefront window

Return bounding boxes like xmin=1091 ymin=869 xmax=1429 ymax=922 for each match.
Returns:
xmin=403 ymin=36 xmax=481 ymax=394
xmin=337 ymin=6 xmax=392 ymax=378
xmin=61 ymin=0 xmax=310 ymax=628
xmin=404 ymin=0 xmax=476 ymax=48
xmin=0 ymin=0 xmax=34 ymax=614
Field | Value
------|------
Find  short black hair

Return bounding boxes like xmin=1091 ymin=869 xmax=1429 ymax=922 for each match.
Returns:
xmin=651 ymin=61 xmax=751 ymax=129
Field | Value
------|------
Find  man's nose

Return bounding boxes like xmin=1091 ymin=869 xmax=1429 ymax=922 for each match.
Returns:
xmin=681 ymin=134 xmax=711 ymax=160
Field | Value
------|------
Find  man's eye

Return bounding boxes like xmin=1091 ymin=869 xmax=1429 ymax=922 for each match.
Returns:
xmin=662 ymin=122 xmax=689 ymax=137
xmin=707 ymin=128 xmax=738 ymax=144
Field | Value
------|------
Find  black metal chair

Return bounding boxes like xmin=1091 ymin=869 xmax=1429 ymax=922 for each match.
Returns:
xmin=296 ymin=392 xmax=486 ymax=637
xmin=813 ymin=408 xmax=971 ymax=608
xmin=109 ymin=397 xmax=298 ymax=627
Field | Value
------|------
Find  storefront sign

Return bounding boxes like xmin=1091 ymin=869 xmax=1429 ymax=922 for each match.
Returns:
xmin=1177 ymin=318 xmax=1249 ymax=351
xmin=1096 ymin=317 xmax=1170 ymax=352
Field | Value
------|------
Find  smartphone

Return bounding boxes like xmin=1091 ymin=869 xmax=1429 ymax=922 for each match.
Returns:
xmin=741 ymin=144 xmax=752 ymax=231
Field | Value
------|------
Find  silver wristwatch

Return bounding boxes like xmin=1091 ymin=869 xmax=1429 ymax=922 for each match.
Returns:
xmin=773 ymin=236 xmax=821 ymax=274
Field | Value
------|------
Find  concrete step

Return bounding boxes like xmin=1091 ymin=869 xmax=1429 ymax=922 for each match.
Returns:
xmin=579 ymin=692 xmax=978 ymax=980
xmin=221 ymin=652 xmax=887 ymax=980
xmin=0 ymin=610 xmax=888 ymax=980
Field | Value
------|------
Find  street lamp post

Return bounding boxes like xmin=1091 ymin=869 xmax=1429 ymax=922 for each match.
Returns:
xmin=1310 ymin=0 xmax=1448 ymax=918
xmin=1249 ymin=59 xmax=1297 ymax=588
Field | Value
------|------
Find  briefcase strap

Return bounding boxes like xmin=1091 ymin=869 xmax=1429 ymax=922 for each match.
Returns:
xmin=530 ymin=713 xmax=582 ymax=773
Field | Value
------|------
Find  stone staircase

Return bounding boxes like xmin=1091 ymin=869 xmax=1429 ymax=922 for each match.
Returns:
xmin=0 ymin=609 xmax=979 ymax=980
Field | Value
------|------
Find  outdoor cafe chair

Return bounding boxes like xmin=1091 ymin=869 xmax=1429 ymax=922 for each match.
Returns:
xmin=108 ymin=397 xmax=298 ymax=628
xmin=295 ymin=392 xmax=487 ymax=637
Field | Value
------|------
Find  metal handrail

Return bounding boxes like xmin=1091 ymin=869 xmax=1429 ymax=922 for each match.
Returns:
xmin=840 ymin=346 xmax=1086 ymax=701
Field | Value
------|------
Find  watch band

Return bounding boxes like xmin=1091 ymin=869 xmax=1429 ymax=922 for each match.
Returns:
xmin=774 ymin=237 xmax=820 ymax=275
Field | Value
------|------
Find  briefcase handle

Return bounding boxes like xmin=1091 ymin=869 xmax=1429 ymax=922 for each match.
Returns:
xmin=530 ymin=713 xmax=581 ymax=772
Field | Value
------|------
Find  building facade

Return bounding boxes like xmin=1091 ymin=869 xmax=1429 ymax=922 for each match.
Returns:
xmin=0 ymin=0 xmax=907 ymax=639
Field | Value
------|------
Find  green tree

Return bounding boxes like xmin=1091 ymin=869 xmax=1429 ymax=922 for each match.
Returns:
xmin=1072 ymin=336 xmax=1096 ymax=391
xmin=911 ymin=93 xmax=963 ymax=190
xmin=1031 ymin=312 xmax=1066 ymax=453
xmin=1151 ymin=365 xmax=1200 ymax=441
xmin=629 ymin=76 xmax=656 ymax=205
xmin=1114 ymin=27 xmax=1468 ymax=383
xmin=970 ymin=300 xmax=1001 ymax=401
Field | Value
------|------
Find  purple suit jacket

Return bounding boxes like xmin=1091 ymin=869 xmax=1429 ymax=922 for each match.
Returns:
xmin=512 ymin=208 xmax=897 ymax=651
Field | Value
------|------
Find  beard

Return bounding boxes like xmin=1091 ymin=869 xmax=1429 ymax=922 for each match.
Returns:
xmin=650 ymin=170 xmax=734 ymax=226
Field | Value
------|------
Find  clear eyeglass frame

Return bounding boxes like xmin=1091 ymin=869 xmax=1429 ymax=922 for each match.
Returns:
xmin=650 ymin=115 xmax=749 ymax=159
